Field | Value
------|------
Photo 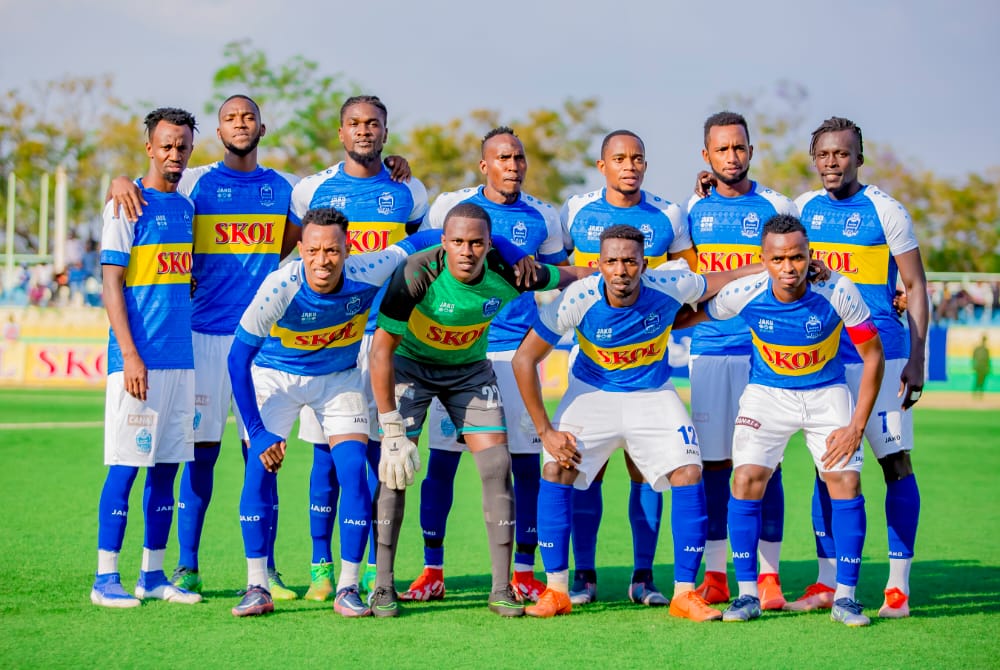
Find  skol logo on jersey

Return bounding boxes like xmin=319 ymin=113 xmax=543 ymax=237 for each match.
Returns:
xmin=346 ymin=221 xmax=407 ymax=252
xmin=578 ymin=329 xmax=670 ymax=371
xmin=512 ymin=221 xmax=528 ymax=245
xmin=126 ymin=243 xmax=194 ymax=286
xmin=696 ymin=244 xmax=759 ymax=273
xmin=805 ymin=315 xmax=823 ymax=339
xmin=810 ymin=248 xmax=858 ymax=274
xmin=377 ymin=192 xmax=395 ymax=215
xmin=213 ymin=221 xmax=276 ymax=246
xmin=408 ymin=309 xmax=490 ymax=351
xmin=809 ymin=243 xmax=891 ymax=285
xmin=844 ymin=212 xmax=862 ymax=237
xmin=751 ymin=324 xmax=842 ymax=377
xmin=482 ymin=296 xmax=502 ymax=317
xmin=195 ymin=214 xmax=283 ymax=254
xmin=157 ymin=250 xmax=193 ymax=275
xmin=741 ymin=212 xmax=761 ymax=238
xmin=271 ymin=313 xmax=366 ymax=350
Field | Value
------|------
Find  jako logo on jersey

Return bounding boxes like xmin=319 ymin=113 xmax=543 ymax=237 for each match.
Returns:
xmin=330 ymin=195 xmax=347 ymax=209
xmin=758 ymin=318 xmax=774 ymax=333
xmin=844 ymin=212 xmax=862 ymax=237
xmin=595 ymin=327 xmax=613 ymax=341
xmin=741 ymin=212 xmax=761 ymax=238
xmin=214 ymin=222 xmax=276 ymax=246
xmin=810 ymin=214 xmax=824 ymax=230
xmin=377 ymin=192 xmax=395 ymax=215
xmin=511 ymin=221 xmax=528 ymax=245
xmin=811 ymin=249 xmax=858 ymax=274
xmin=699 ymin=216 xmax=714 ymax=232
xmin=135 ymin=428 xmax=152 ymax=453
xmin=259 ymin=184 xmax=274 ymax=206
xmin=805 ymin=315 xmax=823 ymax=339
xmin=698 ymin=251 xmax=756 ymax=272
xmin=348 ymin=229 xmax=390 ymax=252
xmin=156 ymin=251 xmax=192 ymax=275
xmin=482 ymin=297 xmax=502 ymax=317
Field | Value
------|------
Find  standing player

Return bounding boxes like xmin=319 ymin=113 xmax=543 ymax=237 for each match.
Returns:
xmin=791 ymin=117 xmax=928 ymax=618
xmin=367 ymin=203 xmax=589 ymax=617
xmin=402 ymin=126 xmax=566 ymax=604
xmin=91 ymin=107 xmax=202 ymax=607
xmin=687 ymin=112 xmax=799 ymax=609
xmin=291 ymin=95 xmax=428 ymax=598
xmin=560 ymin=130 xmax=695 ymax=606
xmin=511 ymin=224 xmax=759 ymax=621
xmin=690 ymin=215 xmax=884 ymax=627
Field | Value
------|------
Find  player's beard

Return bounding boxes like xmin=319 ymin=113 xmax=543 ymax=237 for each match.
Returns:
xmin=224 ymin=134 xmax=261 ymax=158
xmin=712 ymin=166 xmax=749 ymax=187
xmin=347 ymin=147 xmax=382 ymax=166
xmin=163 ymin=170 xmax=182 ymax=184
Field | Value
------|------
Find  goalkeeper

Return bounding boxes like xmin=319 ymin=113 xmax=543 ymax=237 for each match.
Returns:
xmin=368 ymin=202 xmax=590 ymax=617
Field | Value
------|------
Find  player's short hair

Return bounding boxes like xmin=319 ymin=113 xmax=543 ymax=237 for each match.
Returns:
xmin=703 ymin=111 xmax=749 ymax=147
xmin=599 ymin=224 xmax=645 ymax=248
xmin=218 ymin=94 xmax=260 ymax=118
xmin=144 ymin=107 xmax=197 ymax=140
xmin=301 ymin=207 xmax=349 ymax=233
xmin=809 ymin=116 xmax=863 ymax=158
xmin=600 ymin=130 xmax=643 ymax=157
xmin=444 ymin=202 xmax=492 ymax=234
xmin=481 ymin=126 xmax=518 ymax=157
xmin=762 ymin=214 xmax=807 ymax=241
xmin=340 ymin=95 xmax=388 ymax=124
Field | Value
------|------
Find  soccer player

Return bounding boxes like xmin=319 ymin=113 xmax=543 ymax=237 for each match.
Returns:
xmin=690 ymin=214 xmax=884 ymax=627
xmin=511 ymin=224 xmax=762 ymax=621
xmin=791 ymin=117 xmax=928 ymax=618
xmin=367 ymin=202 xmax=589 ymax=617
xmin=91 ymin=107 xmax=202 ymax=608
xmin=403 ymin=126 xmax=566 ymax=604
xmin=686 ymin=112 xmax=800 ymax=609
xmin=226 ymin=208 xmax=440 ymax=617
xmin=290 ymin=94 xmax=429 ymax=598
xmin=560 ymin=130 xmax=695 ymax=606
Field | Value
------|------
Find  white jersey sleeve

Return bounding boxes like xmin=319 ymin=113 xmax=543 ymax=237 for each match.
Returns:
xmin=177 ymin=163 xmax=215 ymax=199
xmin=537 ymin=274 xmax=603 ymax=336
xmin=290 ymin=164 xmax=341 ymax=222
xmin=420 ymin=189 xmax=474 ymax=231
xmin=238 ymin=262 xmax=302 ymax=343
xmin=664 ymin=200 xmax=693 ymax=254
xmin=524 ymin=194 xmax=565 ymax=259
xmin=643 ymin=266 xmax=706 ymax=305
xmin=865 ymin=185 xmax=919 ymax=256
xmin=100 ymin=200 xmax=136 ymax=261
xmin=343 ymin=243 xmax=415 ymax=287
xmin=705 ymin=271 xmax=769 ymax=321
xmin=757 ymin=185 xmax=799 ymax=217
xmin=404 ymin=177 xmax=430 ymax=225
xmin=823 ymin=272 xmax=873 ymax=327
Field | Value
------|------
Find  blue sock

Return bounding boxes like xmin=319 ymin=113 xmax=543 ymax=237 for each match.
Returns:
xmin=266 ymin=475 xmax=279 ymax=571
xmin=309 ymin=444 xmax=338 ymax=564
xmin=177 ymin=444 xmax=220 ymax=570
xmin=331 ymin=440 xmax=370 ymax=564
xmin=812 ymin=475 xmax=836 ymax=558
xmin=420 ymin=449 xmax=461 ymax=566
xmin=671 ymin=482 xmax=707 ymax=584
xmin=143 ymin=462 xmax=178 ymax=550
xmin=511 ymin=453 xmax=540 ymax=567
xmin=760 ymin=466 xmax=784 ymax=543
xmin=240 ymin=450 xmax=275 ymax=560
xmin=97 ymin=465 xmax=139 ymax=552
xmin=629 ymin=481 xmax=662 ymax=573
xmin=886 ymin=474 xmax=919 ymax=559
xmin=702 ymin=467 xmax=732 ymax=542
xmin=537 ymin=479 xmax=573 ymax=573
xmin=571 ymin=481 xmax=603 ymax=572
xmin=728 ymin=497 xmax=762 ymax=583
xmin=366 ymin=439 xmax=380 ymax=565
xmin=831 ymin=495 xmax=866 ymax=587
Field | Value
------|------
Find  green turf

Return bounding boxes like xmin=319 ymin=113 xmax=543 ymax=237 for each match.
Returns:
xmin=1 ymin=388 xmax=998 ymax=669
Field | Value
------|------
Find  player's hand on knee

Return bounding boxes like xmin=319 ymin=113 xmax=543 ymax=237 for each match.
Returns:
xmin=378 ymin=410 xmax=419 ymax=489
xmin=822 ymin=425 xmax=863 ymax=470
xmin=541 ymin=429 xmax=580 ymax=470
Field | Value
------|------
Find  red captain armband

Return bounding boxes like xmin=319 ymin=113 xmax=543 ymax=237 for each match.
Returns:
xmin=846 ymin=319 xmax=879 ymax=345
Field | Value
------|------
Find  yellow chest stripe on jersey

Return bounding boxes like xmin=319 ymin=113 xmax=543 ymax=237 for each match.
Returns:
xmin=577 ymin=329 xmax=670 ymax=371
xmin=344 ymin=221 xmax=409 ymax=253
xmin=269 ymin=313 xmax=367 ymax=350
xmin=125 ymin=243 xmax=192 ymax=286
xmin=194 ymin=214 xmax=285 ymax=255
xmin=574 ymin=250 xmax=669 ymax=270
xmin=695 ymin=244 xmax=760 ymax=274
xmin=808 ymin=243 xmax=890 ymax=285
xmin=407 ymin=308 xmax=491 ymax=351
xmin=750 ymin=323 xmax=843 ymax=377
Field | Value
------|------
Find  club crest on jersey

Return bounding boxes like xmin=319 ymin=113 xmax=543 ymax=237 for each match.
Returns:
xmin=844 ymin=212 xmax=862 ymax=237
xmin=330 ymin=195 xmax=347 ymax=210
xmin=511 ymin=221 xmax=528 ymax=245
xmin=377 ymin=192 xmax=395 ymax=215
xmin=482 ymin=296 xmax=502 ymax=317
xmin=135 ymin=428 xmax=152 ymax=454
xmin=643 ymin=313 xmax=661 ymax=333
xmin=345 ymin=295 xmax=362 ymax=316
xmin=259 ymin=184 xmax=274 ymax=206
xmin=810 ymin=214 xmax=824 ymax=230
xmin=595 ymin=327 xmax=613 ymax=341
xmin=804 ymin=314 xmax=823 ymax=339
xmin=741 ymin=212 xmax=761 ymax=238
xmin=700 ymin=216 xmax=714 ymax=232
xmin=757 ymin=318 xmax=774 ymax=333
xmin=640 ymin=223 xmax=654 ymax=249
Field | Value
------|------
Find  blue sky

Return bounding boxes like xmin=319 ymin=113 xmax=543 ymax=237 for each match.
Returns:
xmin=2 ymin=0 xmax=997 ymax=198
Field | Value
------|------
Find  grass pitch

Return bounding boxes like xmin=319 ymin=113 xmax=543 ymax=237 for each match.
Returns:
xmin=0 ymin=388 xmax=998 ymax=669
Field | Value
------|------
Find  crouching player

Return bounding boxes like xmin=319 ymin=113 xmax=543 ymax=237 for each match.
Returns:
xmin=697 ymin=215 xmax=884 ymax=626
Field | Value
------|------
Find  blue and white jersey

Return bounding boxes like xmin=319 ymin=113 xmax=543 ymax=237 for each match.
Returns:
xmin=687 ymin=182 xmax=797 ymax=356
xmin=291 ymin=162 xmax=429 ymax=335
xmin=180 ymin=162 xmax=298 ymax=336
xmin=795 ymin=185 xmax=918 ymax=363
xmin=420 ymin=185 xmax=567 ymax=352
xmin=235 ymin=240 xmax=425 ymax=377
xmin=706 ymin=271 xmax=877 ymax=390
xmin=561 ymin=188 xmax=691 ymax=270
xmin=534 ymin=269 xmax=706 ymax=392
xmin=100 ymin=179 xmax=195 ymax=372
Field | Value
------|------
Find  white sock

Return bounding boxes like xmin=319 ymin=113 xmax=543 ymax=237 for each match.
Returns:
xmin=817 ymin=557 xmax=837 ymax=587
xmin=758 ymin=540 xmax=781 ymax=575
xmin=546 ymin=570 xmax=569 ymax=593
xmin=834 ymin=583 xmax=856 ymax=601
xmin=141 ymin=548 xmax=165 ymax=573
xmin=97 ymin=550 xmax=119 ymax=575
xmin=425 ymin=564 xmax=443 ymax=570
xmin=738 ymin=580 xmax=759 ymax=598
xmin=673 ymin=582 xmax=694 ymax=596
xmin=337 ymin=561 xmax=361 ymax=591
xmin=248 ymin=557 xmax=268 ymax=589
xmin=513 ymin=561 xmax=533 ymax=573
xmin=703 ymin=539 xmax=728 ymax=574
xmin=886 ymin=558 xmax=911 ymax=594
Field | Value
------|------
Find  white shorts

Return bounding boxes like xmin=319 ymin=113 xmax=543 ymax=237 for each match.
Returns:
xmin=192 ymin=331 xmax=245 ymax=442
xmin=547 ymin=376 xmax=703 ymax=492
xmin=731 ymin=383 xmax=864 ymax=474
xmin=689 ymin=354 xmax=750 ymax=461
xmin=248 ymin=365 xmax=369 ymax=443
xmin=427 ymin=350 xmax=541 ymax=455
xmin=845 ymin=358 xmax=914 ymax=458
xmin=104 ymin=369 xmax=195 ymax=466
xmin=297 ymin=334 xmax=378 ymax=444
